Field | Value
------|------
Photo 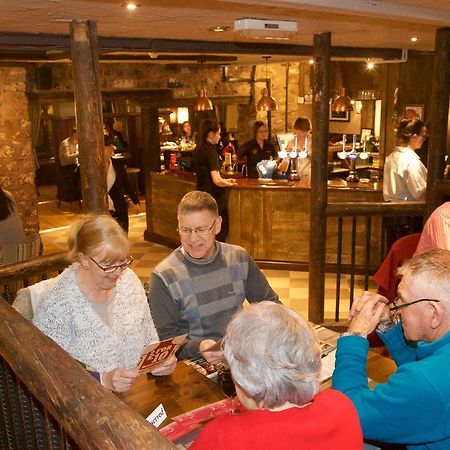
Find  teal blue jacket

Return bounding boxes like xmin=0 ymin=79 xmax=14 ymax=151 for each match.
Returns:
xmin=333 ymin=324 xmax=450 ymax=449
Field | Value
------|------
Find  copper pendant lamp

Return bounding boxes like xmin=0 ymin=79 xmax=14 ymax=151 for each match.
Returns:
xmin=332 ymin=88 xmax=353 ymax=112
xmin=257 ymin=56 xmax=277 ymax=112
xmin=195 ymin=61 xmax=213 ymax=111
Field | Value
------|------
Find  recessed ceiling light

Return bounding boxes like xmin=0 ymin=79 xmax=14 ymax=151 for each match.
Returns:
xmin=410 ymin=36 xmax=418 ymax=42
xmin=122 ymin=2 xmax=141 ymax=10
xmin=366 ymin=60 xmax=375 ymax=70
xmin=208 ymin=26 xmax=230 ymax=33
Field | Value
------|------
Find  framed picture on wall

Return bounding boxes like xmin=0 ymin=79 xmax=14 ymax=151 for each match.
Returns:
xmin=329 ymin=109 xmax=350 ymax=122
xmin=404 ymin=104 xmax=424 ymax=120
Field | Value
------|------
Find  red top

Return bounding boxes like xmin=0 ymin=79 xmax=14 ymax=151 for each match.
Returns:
xmin=373 ymin=233 xmax=421 ymax=302
xmin=189 ymin=389 xmax=363 ymax=450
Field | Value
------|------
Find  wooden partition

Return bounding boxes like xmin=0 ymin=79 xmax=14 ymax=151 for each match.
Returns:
xmin=0 ymin=297 xmax=176 ymax=449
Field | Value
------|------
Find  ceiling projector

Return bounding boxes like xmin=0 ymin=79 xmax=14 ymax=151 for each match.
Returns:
xmin=234 ymin=17 xmax=298 ymax=40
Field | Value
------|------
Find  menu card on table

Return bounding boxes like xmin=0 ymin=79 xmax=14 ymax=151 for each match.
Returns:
xmin=136 ymin=334 xmax=187 ymax=375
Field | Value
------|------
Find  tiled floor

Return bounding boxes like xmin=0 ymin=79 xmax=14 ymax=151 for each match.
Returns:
xmin=38 ymin=186 xmax=373 ymax=322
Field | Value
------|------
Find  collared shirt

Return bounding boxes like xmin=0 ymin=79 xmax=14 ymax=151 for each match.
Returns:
xmin=383 ymin=146 xmax=427 ymax=201
xmin=59 ymin=137 xmax=79 ymax=166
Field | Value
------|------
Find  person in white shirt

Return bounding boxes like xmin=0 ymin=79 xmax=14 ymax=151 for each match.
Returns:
xmin=383 ymin=118 xmax=427 ymax=202
xmin=59 ymin=128 xmax=79 ymax=167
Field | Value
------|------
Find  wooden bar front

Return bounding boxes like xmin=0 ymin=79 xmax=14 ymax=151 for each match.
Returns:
xmin=145 ymin=172 xmax=383 ymax=266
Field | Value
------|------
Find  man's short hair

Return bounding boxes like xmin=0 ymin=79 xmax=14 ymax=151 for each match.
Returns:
xmin=398 ymin=249 xmax=450 ymax=299
xmin=178 ymin=191 xmax=218 ymax=217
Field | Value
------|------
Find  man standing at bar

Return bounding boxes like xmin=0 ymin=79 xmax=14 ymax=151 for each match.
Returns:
xmin=333 ymin=250 xmax=450 ymax=449
xmin=148 ymin=191 xmax=279 ymax=362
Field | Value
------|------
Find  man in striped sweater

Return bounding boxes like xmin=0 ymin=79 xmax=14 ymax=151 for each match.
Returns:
xmin=148 ymin=191 xmax=280 ymax=362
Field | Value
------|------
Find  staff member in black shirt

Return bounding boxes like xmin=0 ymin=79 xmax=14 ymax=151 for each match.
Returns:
xmin=193 ymin=120 xmax=236 ymax=242
xmin=238 ymin=121 xmax=277 ymax=178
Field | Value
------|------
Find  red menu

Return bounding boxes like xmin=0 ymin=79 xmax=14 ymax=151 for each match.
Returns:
xmin=136 ymin=334 xmax=187 ymax=375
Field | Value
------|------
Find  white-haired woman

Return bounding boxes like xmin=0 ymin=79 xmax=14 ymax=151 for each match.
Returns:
xmin=32 ymin=215 xmax=175 ymax=393
xmin=191 ymin=302 xmax=362 ymax=450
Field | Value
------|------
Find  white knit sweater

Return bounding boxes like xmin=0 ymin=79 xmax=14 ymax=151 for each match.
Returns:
xmin=33 ymin=263 xmax=158 ymax=372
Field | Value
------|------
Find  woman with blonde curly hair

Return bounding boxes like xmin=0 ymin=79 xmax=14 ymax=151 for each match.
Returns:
xmin=33 ymin=215 xmax=175 ymax=392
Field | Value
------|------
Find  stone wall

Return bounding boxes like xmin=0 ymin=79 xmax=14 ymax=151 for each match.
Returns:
xmin=44 ymin=60 xmax=306 ymax=141
xmin=0 ymin=66 xmax=39 ymax=235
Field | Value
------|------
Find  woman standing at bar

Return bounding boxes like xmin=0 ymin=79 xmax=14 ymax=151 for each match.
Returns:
xmin=237 ymin=121 xmax=277 ymax=178
xmin=286 ymin=117 xmax=313 ymax=182
xmin=193 ymin=119 xmax=236 ymax=242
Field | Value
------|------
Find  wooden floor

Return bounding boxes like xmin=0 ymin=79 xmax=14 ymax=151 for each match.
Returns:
xmin=37 ymin=185 xmax=371 ymax=321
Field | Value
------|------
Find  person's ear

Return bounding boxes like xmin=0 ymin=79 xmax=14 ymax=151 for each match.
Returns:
xmin=429 ymin=302 xmax=444 ymax=329
xmin=214 ymin=216 xmax=223 ymax=235
xmin=78 ymin=253 xmax=90 ymax=270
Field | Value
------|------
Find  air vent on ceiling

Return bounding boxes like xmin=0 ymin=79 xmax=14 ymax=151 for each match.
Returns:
xmin=234 ymin=17 xmax=298 ymax=40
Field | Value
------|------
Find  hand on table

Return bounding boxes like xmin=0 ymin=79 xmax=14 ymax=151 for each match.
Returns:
xmin=150 ymin=355 xmax=177 ymax=376
xmin=199 ymin=339 xmax=224 ymax=364
xmin=348 ymin=291 xmax=390 ymax=335
xmin=102 ymin=367 xmax=139 ymax=393
xmin=227 ymin=178 xmax=237 ymax=186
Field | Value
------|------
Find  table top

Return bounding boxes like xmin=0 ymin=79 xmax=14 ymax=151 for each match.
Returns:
xmin=119 ymin=328 xmax=396 ymax=428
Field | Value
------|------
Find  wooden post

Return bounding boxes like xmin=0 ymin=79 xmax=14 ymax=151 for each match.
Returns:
xmin=426 ymin=27 xmax=450 ymax=217
xmin=141 ymin=104 xmax=160 ymax=239
xmin=308 ymin=32 xmax=331 ymax=323
xmin=70 ymin=20 xmax=108 ymax=214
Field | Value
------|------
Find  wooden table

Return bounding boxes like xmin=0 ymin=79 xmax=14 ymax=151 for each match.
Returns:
xmin=120 ymin=328 xmax=397 ymax=428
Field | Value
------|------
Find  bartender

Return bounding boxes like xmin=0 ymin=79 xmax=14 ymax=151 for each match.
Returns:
xmin=286 ymin=117 xmax=313 ymax=182
xmin=238 ymin=121 xmax=277 ymax=178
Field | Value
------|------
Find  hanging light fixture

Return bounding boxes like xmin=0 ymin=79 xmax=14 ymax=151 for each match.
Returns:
xmin=195 ymin=61 xmax=213 ymax=111
xmin=257 ymin=56 xmax=277 ymax=111
xmin=332 ymin=88 xmax=353 ymax=112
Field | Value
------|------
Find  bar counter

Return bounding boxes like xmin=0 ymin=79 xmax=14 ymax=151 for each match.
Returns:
xmin=145 ymin=171 xmax=383 ymax=266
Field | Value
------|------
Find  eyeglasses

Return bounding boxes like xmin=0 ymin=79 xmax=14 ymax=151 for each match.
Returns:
xmin=390 ymin=297 xmax=440 ymax=312
xmin=89 ymin=256 xmax=133 ymax=273
xmin=177 ymin=218 xmax=217 ymax=236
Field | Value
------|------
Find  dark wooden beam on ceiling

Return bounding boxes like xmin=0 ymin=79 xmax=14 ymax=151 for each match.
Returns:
xmin=0 ymin=32 xmax=412 ymax=60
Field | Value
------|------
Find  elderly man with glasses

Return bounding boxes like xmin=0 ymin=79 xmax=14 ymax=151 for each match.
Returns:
xmin=333 ymin=249 xmax=450 ymax=449
xmin=148 ymin=191 xmax=279 ymax=363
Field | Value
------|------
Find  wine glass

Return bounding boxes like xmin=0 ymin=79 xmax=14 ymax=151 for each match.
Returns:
xmin=217 ymin=363 xmax=236 ymax=414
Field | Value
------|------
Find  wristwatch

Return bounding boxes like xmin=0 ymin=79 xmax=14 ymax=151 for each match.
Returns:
xmin=340 ymin=331 xmax=368 ymax=338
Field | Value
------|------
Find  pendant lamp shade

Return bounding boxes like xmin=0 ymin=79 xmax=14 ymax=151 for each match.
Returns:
xmin=257 ymin=56 xmax=277 ymax=111
xmin=257 ymin=87 xmax=277 ymax=111
xmin=332 ymin=88 xmax=353 ymax=112
xmin=195 ymin=88 xmax=213 ymax=111
xmin=194 ymin=60 xmax=214 ymax=111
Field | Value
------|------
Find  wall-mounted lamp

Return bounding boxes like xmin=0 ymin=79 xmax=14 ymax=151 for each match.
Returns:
xmin=177 ymin=107 xmax=189 ymax=124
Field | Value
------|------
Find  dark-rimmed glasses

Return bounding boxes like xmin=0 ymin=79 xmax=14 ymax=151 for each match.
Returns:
xmin=89 ymin=256 xmax=133 ymax=273
xmin=177 ymin=218 xmax=217 ymax=236
xmin=389 ymin=297 xmax=440 ymax=312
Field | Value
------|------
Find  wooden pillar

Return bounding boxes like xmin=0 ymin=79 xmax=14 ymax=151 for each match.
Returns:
xmin=141 ymin=104 xmax=160 ymax=238
xmin=308 ymin=32 xmax=331 ymax=324
xmin=70 ymin=20 xmax=108 ymax=214
xmin=426 ymin=27 xmax=450 ymax=217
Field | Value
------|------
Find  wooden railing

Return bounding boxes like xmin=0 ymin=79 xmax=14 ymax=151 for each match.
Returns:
xmin=0 ymin=297 xmax=176 ymax=449
xmin=0 ymin=253 xmax=69 ymax=304
xmin=324 ymin=201 xmax=426 ymax=321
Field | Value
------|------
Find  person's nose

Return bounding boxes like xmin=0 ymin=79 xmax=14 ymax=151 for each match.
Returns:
xmin=187 ymin=230 xmax=200 ymax=242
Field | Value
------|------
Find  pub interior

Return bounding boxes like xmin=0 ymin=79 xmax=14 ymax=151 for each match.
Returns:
xmin=0 ymin=0 xmax=449 ymax=448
